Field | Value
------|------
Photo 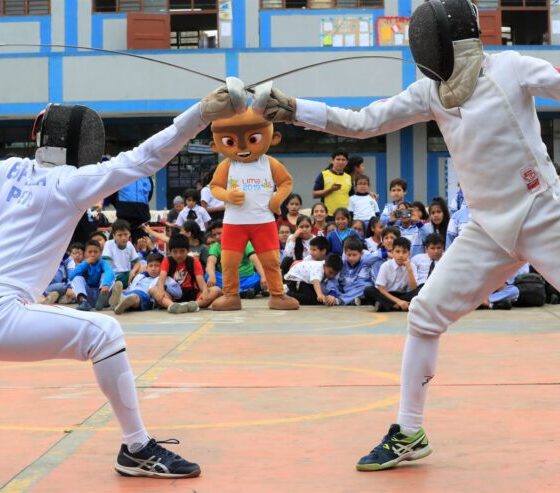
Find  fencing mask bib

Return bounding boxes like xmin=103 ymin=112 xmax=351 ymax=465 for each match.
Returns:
xmin=409 ymin=0 xmax=480 ymax=81
xmin=33 ymin=104 xmax=105 ymax=167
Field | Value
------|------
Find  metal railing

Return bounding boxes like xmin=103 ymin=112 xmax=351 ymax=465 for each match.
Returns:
xmin=93 ymin=0 xmax=218 ymax=12
xmin=260 ymin=0 xmax=383 ymax=8
xmin=0 ymin=0 xmax=50 ymax=15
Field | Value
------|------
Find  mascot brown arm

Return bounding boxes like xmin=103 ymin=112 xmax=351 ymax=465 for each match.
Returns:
xmin=209 ymin=159 xmax=245 ymax=206
xmin=268 ymin=157 xmax=293 ymax=215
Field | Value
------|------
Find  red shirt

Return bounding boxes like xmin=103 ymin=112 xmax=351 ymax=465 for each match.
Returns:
xmin=276 ymin=217 xmax=297 ymax=233
xmin=161 ymin=256 xmax=203 ymax=290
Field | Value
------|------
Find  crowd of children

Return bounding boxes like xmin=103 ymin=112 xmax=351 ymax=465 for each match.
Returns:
xmin=40 ymin=155 xmax=550 ymax=314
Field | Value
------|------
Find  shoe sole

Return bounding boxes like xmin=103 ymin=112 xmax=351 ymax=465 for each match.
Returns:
xmin=356 ymin=446 xmax=432 ymax=471
xmin=168 ymin=301 xmax=199 ymax=314
xmin=114 ymin=295 xmax=137 ymax=315
xmin=114 ymin=463 xmax=201 ymax=478
xmin=109 ymin=282 xmax=123 ymax=307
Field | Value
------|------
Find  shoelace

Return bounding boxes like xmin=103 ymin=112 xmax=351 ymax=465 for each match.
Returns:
xmin=146 ymin=438 xmax=183 ymax=461
xmin=370 ymin=432 xmax=394 ymax=454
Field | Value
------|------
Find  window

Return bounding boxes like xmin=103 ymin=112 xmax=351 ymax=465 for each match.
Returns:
xmin=93 ymin=0 xmax=217 ymax=12
xmin=0 ymin=0 xmax=50 ymax=15
xmin=500 ymin=0 xmax=549 ymax=45
xmin=260 ymin=0 xmax=383 ymax=8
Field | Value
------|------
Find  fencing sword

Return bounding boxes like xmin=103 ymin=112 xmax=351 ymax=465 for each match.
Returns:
xmin=0 ymin=42 xmax=450 ymax=107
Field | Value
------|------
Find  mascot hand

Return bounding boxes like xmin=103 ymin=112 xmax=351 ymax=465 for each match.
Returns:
xmin=255 ymin=87 xmax=296 ymax=123
xmin=225 ymin=189 xmax=245 ymax=206
xmin=200 ymin=77 xmax=248 ymax=122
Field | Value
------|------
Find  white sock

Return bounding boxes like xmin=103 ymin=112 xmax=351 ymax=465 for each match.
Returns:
xmin=93 ymin=351 xmax=149 ymax=452
xmin=397 ymin=334 xmax=440 ymax=436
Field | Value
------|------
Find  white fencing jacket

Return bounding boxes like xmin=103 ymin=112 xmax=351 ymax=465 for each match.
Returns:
xmin=295 ymin=51 xmax=560 ymax=254
xmin=0 ymin=103 xmax=206 ymax=302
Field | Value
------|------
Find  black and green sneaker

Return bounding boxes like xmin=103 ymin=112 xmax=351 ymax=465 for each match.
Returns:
xmin=356 ymin=424 xmax=432 ymax=471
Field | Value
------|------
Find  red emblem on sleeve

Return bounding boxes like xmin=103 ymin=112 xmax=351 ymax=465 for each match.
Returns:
xmin=520 ymin=167 xmax=540 ymax=193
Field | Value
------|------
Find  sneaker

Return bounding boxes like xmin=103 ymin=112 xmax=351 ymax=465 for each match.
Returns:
xmin=167 ymin=301 xmax=199 ymax=314
xmin=115 ymin=438 xmax=201 ymax=478
xmin=76 ymin=300 xmax=92 ymax=311
xmin=109 ymin=281 xmax=124 ymax=307
xmin=260 ymin=290 xmax=270 ymax=298
xmin=114 ymin=294 xmax=137 ymax=315
xmin=354 ymin=297 xmax=363 ymax=306
xmin=372 ymin=301 xmax=381 ymax=312
xmin=95 ymin=291 xmax=111 ymax=311
xmin=356 ymin=424 xmax=432 ymax=471
xmin=491 ymin=300 xmax=512 ymax=310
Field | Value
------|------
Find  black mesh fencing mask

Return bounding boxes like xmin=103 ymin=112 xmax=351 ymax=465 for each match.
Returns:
xmin=409 ymin=0 xmax=480 ymax=81
xmin=34 ymin=104 xmax=105 ymax=167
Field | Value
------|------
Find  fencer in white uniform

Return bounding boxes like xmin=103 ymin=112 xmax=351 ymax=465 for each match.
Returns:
xmin=253 ymin=0 xmax=560 ymax=471
xmin=0 ymin=80 xmax=247 ymax=478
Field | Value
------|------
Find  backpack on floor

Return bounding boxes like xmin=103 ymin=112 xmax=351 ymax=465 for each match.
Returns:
xmin=513 ymin=273 xmax=546 ymax=307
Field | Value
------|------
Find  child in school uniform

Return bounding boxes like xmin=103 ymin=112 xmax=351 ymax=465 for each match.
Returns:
xmin=70 ymin=240 xmax=116 ymax=311
xmin=327 ymin=207 xmax=359 ymax=256
xmin=365 ymin=216 xmax=384 ymax=252
xmin=113 ymin=253 xmax=182 ymax=315
xmin=387 ymin=202 xmax=420 ymax=255
xmin=370 ymin=226 xmax=401 ymax=283
xmin=446 ymin=204 xmax=472 ymax=248
xmin=281 ymin=215 xmax=315 ymax=275
xmin=337 ymin=236 xmax=377 ymax=306
xmin=304 ymin=235 xmax=329 ymax=261
xmin=363 ymin=237 xmax=419 ymax=312
xmin=102 ymin=219 xmax=141 ymax=289
xmin=380 ymin=178 xmax=407 ymax=225
xmin=176 ymin=189 xmax=211 ymax=232
xmin=284 ymin=254 xmax=342 ymax=305
xmin=349 ymin=175 xmax=380 ymax=222
xmin=411 ymin=234 xmax=445 ymax=287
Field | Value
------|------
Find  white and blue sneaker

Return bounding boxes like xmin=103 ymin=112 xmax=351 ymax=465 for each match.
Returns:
xmin=115 ymin=438 xmax=201 ymax=478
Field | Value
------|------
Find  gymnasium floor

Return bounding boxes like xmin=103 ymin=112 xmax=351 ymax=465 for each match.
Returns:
xmin=1 ymin=301 xmax=559 ymax=493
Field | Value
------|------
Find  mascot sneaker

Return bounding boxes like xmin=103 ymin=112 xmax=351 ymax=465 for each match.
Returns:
xmin=356 ymin=424 xmax=432 ymax=471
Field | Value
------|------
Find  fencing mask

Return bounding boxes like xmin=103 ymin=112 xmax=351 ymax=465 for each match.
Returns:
xmin=409 ymin=0 xmax=480 ymax=82
xmin=32 ymin=104 xmax=105 ymax=167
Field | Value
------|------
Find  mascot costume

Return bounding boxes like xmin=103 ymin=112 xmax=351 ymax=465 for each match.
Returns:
xmin=209 ymin=108 xmax=299 ymax=311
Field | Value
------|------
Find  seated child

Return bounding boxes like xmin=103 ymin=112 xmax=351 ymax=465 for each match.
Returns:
xmin=337 ymin=236 xmax=377 ymax=305
xmin=284 ymin=254 xmax=343 ymax=305
xmin=67 ymin=242 xmax=85 ymax=272
xmin=88 ymin=230 xmax=107 ymax=251
xmin=370 ymin=226 xmax=401 ymax=282
xmin=175 ymin=189 xmax=211 ymax=232
xmin=281 ymin=215 xmax=315 ymax=275
xmin=365 ymin=216 xmax=383 ymax=252
xmin=327 ymin=208 xmax=359 ymax=256
xmin=205 ymin=221 xmax=264 ymax=298
xmin=69 ymin=240 xmax=116 ymax=311
xmin=380 ymin=178 xmax=406 ymax=225
xmin=349 ymin=174 xmax=380 ymax=222
xmin=411 ymin=233 xmax=445 ymax=286
xmin=135 ymin=233 xmax=163 ymax=266
xmin=102 ymin=219 xmax=141 ymax=288
xmin=304 ymin=236 xmax=329 ymax=261
xmin=278 ymin=223 xmax=291 ymax=261
xmin=481 ymin=263 xmax=530 ymax=310
xmin=363 ymin=237 xmax=419 ymax=312
xmin=152 ymin=234 xmax=222 ymax=314
xmin=40 ymin=253 xmax=72 ymax=304
xmin=113 ymin=253 xmax=181 ymax=314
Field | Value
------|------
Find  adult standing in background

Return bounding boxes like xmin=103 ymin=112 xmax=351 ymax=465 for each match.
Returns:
xmin=110 ymin=175 xmax=153 ymax=241
xmin=312 ymin=149 xmax=352 ymax=218
xmin=166 ymin=195 xmax=185 ymax=224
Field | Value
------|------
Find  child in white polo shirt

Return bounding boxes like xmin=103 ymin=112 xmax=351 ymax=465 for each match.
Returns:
xmin=102 ymin=219 xmax=141 ymax=289
xmin=412 ymin=233 xmax=445 ymax=287
xmin=176 ymin=188 xmax=211 ymax=232
xmin=363 ymin=237 xmax=419 ymax=312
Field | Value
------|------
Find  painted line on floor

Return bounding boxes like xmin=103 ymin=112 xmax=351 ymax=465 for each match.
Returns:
xmin=0 ymin=320 xmax=213 ymax=493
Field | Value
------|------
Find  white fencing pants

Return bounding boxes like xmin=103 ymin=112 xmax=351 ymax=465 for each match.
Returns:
xmin=0 ymin=296 xmax=124 ymax=362
xmin=398 ymin=189 xmax=560 ymax=431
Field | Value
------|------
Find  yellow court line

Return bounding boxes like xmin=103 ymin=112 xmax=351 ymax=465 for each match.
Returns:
xmin=0 ymin=360 xmax=399 ymax=433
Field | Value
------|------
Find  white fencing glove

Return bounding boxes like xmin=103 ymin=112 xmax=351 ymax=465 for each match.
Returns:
xmin=252 ymin=85 xmax=296 ymax=123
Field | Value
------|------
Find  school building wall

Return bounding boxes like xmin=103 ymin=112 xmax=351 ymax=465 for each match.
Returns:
xmin=0 ymin=0 xmax=559 ymax=208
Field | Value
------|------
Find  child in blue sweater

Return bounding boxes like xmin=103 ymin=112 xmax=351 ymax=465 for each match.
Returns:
xmin=327 ymin=207 xmax=359 ymax=256
xmin=70 ymin=240 xmax=116 ymax=311
xmin=337 ymin=236 xmax=377 ymax=305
